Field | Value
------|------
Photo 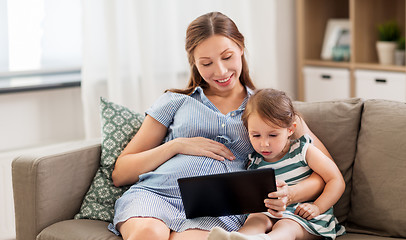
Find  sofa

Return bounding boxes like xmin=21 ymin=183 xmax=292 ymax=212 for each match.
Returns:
xmin=12 ymin=98 xmax=406 ymax=240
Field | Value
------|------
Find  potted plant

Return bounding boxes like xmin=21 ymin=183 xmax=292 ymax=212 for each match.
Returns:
xmin=395 ymin=37 xmax=405 ymax=66
xmin=376 ymin=20 xmax=401 ymax=65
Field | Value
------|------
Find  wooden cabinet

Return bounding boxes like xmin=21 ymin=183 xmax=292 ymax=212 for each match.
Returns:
xmin=296 ymin=0 xmax=406 ymax=101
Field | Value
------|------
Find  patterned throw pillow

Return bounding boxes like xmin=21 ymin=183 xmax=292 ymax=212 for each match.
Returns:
xmin=74 ymin=97 xmax=144 ymax=222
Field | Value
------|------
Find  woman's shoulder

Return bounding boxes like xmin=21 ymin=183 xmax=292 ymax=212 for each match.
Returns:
xmin=148 ymin=87 xmax=202 ymax=113
xmin=154 ymin=90 xmax=191 ymax=105
xmin=164 ymin=86 xmax=202 ymax=98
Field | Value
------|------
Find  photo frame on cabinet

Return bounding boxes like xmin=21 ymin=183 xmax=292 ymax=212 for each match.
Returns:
xmin=321 ymin=19 xmax=351 ymax=61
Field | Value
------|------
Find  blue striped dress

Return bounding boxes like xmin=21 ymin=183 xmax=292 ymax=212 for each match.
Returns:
xmin=248 ymin=135 xmax=346 ymax=240
xmin=108 ymin=86 xmax=254 ymax=234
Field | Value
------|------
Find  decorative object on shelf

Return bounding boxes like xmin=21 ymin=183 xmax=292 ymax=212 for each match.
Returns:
xmin=332 ymin=45 xmax=350 ymax=62
xmin=376 ymin=20 xmax=401 ymax=65
xmin=321 ymin=19 xmax=351 ymax=61
xmin=395 ymin=37 xmax=405 ymax=66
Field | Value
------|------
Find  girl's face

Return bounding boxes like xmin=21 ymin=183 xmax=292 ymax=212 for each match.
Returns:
xmin=247 ymin=113 xmax=295 ymax=162
xmin=193 ymin=34 xmax=243 ymax=95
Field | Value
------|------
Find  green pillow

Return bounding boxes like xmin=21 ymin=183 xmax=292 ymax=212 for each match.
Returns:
xmin=74 ymin=97 xmax=144 ymax=222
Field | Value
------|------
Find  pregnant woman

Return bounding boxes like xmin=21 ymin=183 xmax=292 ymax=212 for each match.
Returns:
xmin=108 ymin=11 xmax=330 ymax=240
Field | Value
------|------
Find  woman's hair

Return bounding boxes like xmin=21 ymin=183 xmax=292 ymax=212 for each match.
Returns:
xmin=242 ymin=88 xmax=299 ymax=129
xmin=167 ymin=11 xmax=255 ymax=94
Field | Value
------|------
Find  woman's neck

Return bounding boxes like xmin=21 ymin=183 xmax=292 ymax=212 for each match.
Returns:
xmin=204 ymin=83 xmax=246 ymax=114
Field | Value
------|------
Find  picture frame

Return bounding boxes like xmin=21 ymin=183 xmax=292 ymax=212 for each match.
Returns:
xmin=321 ymin=19 xmax=351 ymax=61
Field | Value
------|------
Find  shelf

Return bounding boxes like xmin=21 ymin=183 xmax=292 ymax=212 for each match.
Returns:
xmin=304 ymin=60 xmax=350 ymax=68
xmin=353 ymin=0 xmax=405 ymax=64
xmin=296 ymin=0 xmax=406 ymax=101
xmin=353 ymin=63 xmax=406 ymax=72
xmin=303 ymin=60 xmax=406 ymax=72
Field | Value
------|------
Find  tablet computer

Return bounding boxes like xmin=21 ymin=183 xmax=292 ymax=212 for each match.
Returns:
xmin=177 ymin=168 xmax=276 ymax=219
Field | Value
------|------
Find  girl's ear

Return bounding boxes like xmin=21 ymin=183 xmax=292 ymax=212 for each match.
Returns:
xmin=288 ymin=122 xmax=297 ymax=137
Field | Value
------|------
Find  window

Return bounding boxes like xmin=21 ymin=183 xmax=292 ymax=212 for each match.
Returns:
xmin=0 ymin=0 xmax=82 ymax=75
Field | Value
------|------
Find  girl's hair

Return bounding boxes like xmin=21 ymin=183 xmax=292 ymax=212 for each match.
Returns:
xmin=242 ymin=88 xmax=299 ymax=129
xmin=167 ymin=11 xmax=255 ymax=94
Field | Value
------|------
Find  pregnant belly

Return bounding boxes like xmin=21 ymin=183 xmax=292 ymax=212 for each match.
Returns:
xmin=137 ymin=154 xmax=230 ymax=188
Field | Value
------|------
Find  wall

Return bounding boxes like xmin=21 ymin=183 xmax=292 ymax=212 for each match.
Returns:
xmin=0 ymin=87 xmax=85 ymax=152
xmin=276 ymin=0 xmax=297 ymax=99
xmin=245 ymin=0 xmax=297 ymax=99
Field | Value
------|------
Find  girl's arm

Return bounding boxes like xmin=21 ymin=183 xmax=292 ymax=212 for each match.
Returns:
xmin=300 ymin=144 xmax=345 ymax=216
xmin=287 ymin=116 xmax=329 ymax=204
xmin=112 ymin=115 xmax=235 ymax=187
xmin=266 ymin=117 xmax=327 ymax=216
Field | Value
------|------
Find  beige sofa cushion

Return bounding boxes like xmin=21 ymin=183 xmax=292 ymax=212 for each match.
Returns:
xmin=294 ymin=98 xmax=363 ymax=224
xmin=347 ymin=100 xmax=406 ymax=238
xmin=37 ymin=219 xmax=121 ymax=240
xmin=339 ymin=233 xmax=403 ymax=240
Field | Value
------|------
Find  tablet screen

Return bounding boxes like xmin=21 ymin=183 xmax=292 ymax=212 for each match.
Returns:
xmin=178 ymin=168 xmax=276 ymax=219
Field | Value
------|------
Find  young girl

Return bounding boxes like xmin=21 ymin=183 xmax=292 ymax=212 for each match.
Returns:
xmin=208 ymin=88 xmax=346 ymax=240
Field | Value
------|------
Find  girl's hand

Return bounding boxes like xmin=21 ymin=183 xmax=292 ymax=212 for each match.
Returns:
xmin=295 ymin=203 xmax=320 ymax=220
xmin=174 ymin=137 xmax=235 ymax=161
xmin=264 ymin=180 xmax=289 ymax=217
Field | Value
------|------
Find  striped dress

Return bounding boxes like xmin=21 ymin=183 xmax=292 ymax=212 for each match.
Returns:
xmin=248 ymin=135 xmax=345 ymax=240
xmin=108 ymin=86 xmax=254 ymax=235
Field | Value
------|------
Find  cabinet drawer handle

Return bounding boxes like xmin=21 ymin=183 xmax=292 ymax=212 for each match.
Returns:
xmin=321 ymin=74 xmax=331 ymax=79
xmin=375 ymin=79 xmax=387 ymax=83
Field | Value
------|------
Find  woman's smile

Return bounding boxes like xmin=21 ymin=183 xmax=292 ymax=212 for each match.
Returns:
xmin=215 ymin=73 xmax=234 ymax=85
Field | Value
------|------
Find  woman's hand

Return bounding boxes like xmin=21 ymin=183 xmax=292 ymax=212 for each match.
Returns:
xmin=264 ymin=180 xmax=289 ymax=217
xmin=174 ymin=137 xmax=235 ymax=161
xmin=295 ymin=203 xmax=320 ymax=220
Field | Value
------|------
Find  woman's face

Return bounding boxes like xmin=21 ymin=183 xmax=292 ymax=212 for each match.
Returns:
xmin=193 ymin=35 xmax=243 ymax=95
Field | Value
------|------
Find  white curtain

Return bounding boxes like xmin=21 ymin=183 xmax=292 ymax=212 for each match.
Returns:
xmin=81 ymin=0 xmax=293 ymax=139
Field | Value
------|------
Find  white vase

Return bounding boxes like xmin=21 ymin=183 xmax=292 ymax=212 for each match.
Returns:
xmin=376 ymin=41 xmax=397 ymax=65
xmin=395 ymin=49 xmax=405 ymax=66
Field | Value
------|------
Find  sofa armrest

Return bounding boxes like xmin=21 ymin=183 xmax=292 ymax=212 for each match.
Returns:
xmin=12 ymin=139 xmax=101 ymax=240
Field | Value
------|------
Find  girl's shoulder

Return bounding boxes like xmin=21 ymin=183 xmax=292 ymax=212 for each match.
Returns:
xmin=292 ymin=134 xmax=313 ymax=148
xmin=247 ymin=152 xmax=265 ymax=170
xmin=286 ymin=134 xmax=313 ymax=160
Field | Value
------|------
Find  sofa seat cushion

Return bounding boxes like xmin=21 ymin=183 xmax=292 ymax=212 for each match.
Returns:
xmin=37 ymin=219 xmax=121 ymax=240
xmin=293 ymin=98 xmax=363 ymax=224
xmin=347 ymin=99 xmax=406 ymax=238
xmin=339 ymin=233 xmax=404 ymax=240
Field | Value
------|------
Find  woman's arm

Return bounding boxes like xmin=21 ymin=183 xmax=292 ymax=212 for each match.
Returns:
xmin=112 ymin=115 xmax=175 ymax=187
xmin=287 ymin=173 xmax=325 ymax=205
xmin=293 ymin=115 xmax=332 ymax=159
xmin=112 ymin=115 xmax=235 ymax=187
